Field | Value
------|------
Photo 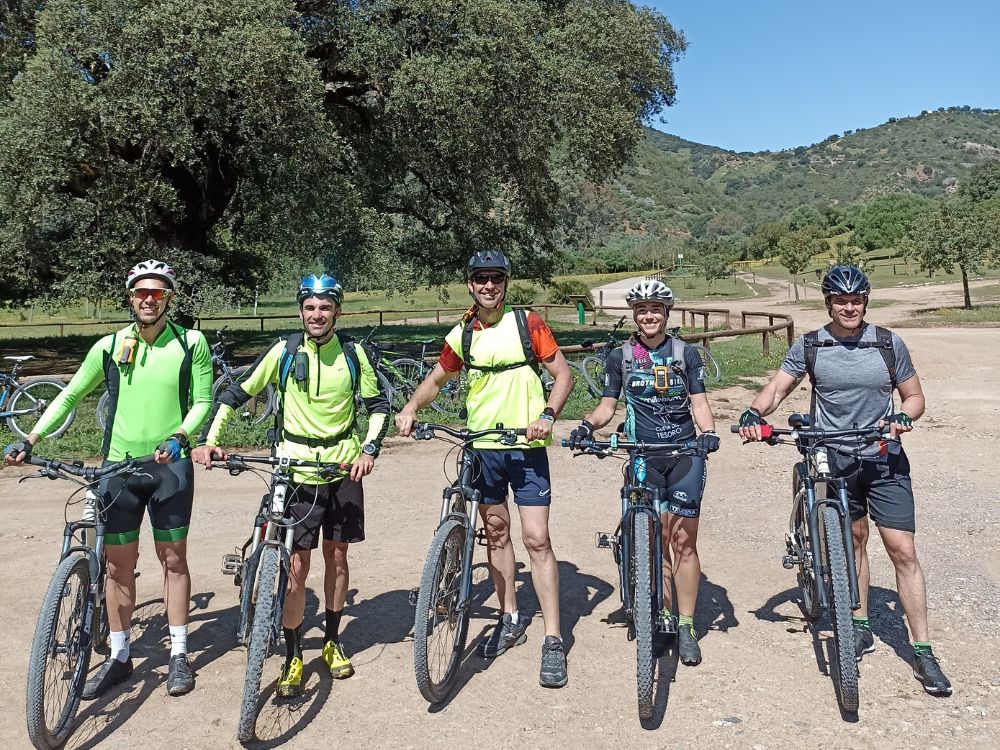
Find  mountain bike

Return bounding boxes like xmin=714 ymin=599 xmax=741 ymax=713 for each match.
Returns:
xmin=1 ymin=356 xmax=73 ymax=439
xmin=19 ymin=452 xmax=155 ymax=750
xmin=579 ymin=316 xmax=629 ymax=397
xmin=563 ymin=435 xmax=703 ymax=720
xmin=214 ymin=453 xmax=351 ymax=743
xmin=732 ymin=414 xmax=888 ymax=713
xmin=358 ymin=327 xmax=465 ymax=417
xmin=409 ymin=422 xmax=525 ymax=703
xmin=97 ymin=328 xmax=276 ymax=428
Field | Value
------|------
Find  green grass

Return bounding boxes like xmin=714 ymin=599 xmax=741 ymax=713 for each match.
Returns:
xmin=773 ymin=298 xmax=893 ymax=310
xmin=898 ymin=303 xmax=1000 ymax=326
xmin=749 ymin=259 xmax=997 ymax=293
xmin=1 ymin=320 xmax=786 ymax=458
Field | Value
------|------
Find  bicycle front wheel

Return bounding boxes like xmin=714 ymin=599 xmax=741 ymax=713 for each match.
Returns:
xmin=386 ymin=358 xmax=422 ymax=412
xmin=413 ymin=519 xmax=470 ymax=703
xmin=26 ymin=554 xmax=93 ymax=750
xmin=214 ymin=368 xmax=274 ymax=424
xmin=95 ymin=391 xmax=110 ymax=430
xmin=237 ymin=545 xmax=281 ymax=743
xmin=633 ymin=512 xmax=655 ymax=720
xmin=580 ymin=355 xmax=605 ymax=399
xmin=7 ymin=379 xmax=73 ymax=439
xmin=822 ymin=505 xmax=859 ymax=713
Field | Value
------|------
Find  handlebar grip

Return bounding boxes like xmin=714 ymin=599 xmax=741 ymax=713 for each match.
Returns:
xmin=560 ymin=439 xmax=569 ymax=447
xmin=729 ymin=425 xmax=740 ymax=433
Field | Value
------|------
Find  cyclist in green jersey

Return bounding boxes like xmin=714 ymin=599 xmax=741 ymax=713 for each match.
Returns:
xmin=5 ymin=260 xmax=213 ymax=698
xmin=395 ymin=250 xmax=575 ymax=688
xmin=193 ymin=274 xmax=390 ymax=698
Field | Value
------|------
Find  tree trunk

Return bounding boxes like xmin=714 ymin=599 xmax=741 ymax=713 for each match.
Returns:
xmin=961 ymin=265 xmax=972 ymax=310
xmin=792 ymin=281 xmax=800 ymax=301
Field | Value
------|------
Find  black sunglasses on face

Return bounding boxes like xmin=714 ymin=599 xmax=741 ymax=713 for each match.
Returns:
xmin=471 ymin=273 xmax=506 ymax=285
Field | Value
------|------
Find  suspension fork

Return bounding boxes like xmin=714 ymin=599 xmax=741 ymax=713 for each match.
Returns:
xmin=834 ymin=479 xmax=861 ymax=609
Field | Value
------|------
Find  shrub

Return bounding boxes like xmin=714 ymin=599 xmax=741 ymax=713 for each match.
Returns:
xmin=546 ymin=280 xmax=594 ymax=306
xmin=505 ymin=282 xmax=538 ymax=306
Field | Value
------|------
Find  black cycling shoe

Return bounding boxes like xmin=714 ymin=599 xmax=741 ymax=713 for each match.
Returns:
xmin=678 ymin=625 xmax=702 ymax=666
xmin=82 ymin=658 xmax=133 ymax=700
xmin=166 ymin=654 xmax=195 ymax=696
xmin=854 ymin=626 xmax=875 ymax=662
xmin=913 ymin=651 xmax=952 ymax=696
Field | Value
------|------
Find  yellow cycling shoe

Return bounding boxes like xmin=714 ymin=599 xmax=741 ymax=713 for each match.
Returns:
xmin=276 ymin=657 xmax=303 ymax=698
xmin=322 ymin=641 xmax=355 ymax=679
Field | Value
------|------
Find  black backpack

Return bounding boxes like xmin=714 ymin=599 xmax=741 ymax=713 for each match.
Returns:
xmin=803 ymin=325 xmax=898 ymax=389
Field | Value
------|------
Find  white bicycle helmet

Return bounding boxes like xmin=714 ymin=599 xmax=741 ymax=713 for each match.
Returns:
xmin=625 ymin=279 xmax=674 ymax=309
xmin=126 ymin=259 xmax=177 ymax=290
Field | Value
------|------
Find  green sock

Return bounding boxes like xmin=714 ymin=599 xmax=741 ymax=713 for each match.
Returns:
xmin=913 ymin=641 xmax=932 ymax=656
xmin=852 ymin=616 xmax=871 ymax=630
xmin=660 ymin=608 xmax=673 ymax=620
xmin=678 ymin=614 xmax=694 ymax=627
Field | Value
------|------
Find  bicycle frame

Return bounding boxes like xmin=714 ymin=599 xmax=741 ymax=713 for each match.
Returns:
xmin=434 ymin=444 xmax=483 ymax=616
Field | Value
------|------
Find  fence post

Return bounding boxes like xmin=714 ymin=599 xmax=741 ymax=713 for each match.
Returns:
xmin=379 ymin=311 xmax=384 ymax=326
xmin=741 ymin=312 xmax=748 ymax=328
xmin=725 ymin=310 xmax=731 ymax=329
xmin=762 ymin=330 xmax=770 ymax=356
xmin=702 ymin=313 xmax=709 ymax=333
xmin=59 ymin=323 xmax=65 ymax=336
xmin=787 ymin=321 xmax=795 ymax=347
xmin=259 ymin=317 xmax=264 ymax=332
xmin=436 ymin=309 xmax=441 ymax=324
xmin=599 ymin=291 xmax=604 ymax=309
xmin=543 ymin=306 xmax=549 ymax=322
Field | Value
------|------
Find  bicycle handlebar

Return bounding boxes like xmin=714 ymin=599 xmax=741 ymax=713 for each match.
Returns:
xmin=729 ymin=424 xmax=887 ymax=442
xmin=561 ymin=437 xmax=700 ymax=454
xmin=209 ymin=453 xmax=353 ymax=476
xmin=26 ymin=453 xmax=157 ymax=481
xmin=412 ymin=422 xmax=527 ymax=445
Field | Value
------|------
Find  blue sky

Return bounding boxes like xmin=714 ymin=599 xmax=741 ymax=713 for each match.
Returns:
xmin=646 ymin=1 xmax=1000 ymax=152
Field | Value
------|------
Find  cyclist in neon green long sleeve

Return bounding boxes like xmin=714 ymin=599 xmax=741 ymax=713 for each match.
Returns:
xmin=5 ymin=259 xmax=213 ymax=699
xmin=194 ymin=273 xmax=390 ymax=697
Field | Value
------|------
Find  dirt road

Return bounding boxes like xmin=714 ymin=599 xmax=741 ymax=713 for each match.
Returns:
xmin=1 ymin=279 xmax=998 ymax=749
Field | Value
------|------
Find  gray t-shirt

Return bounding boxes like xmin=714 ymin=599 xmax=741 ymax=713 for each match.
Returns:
xmin=780 ymin=323 xmax=916 ymax=453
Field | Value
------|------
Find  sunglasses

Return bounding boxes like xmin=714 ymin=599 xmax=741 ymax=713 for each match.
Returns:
xmin=471 ymin=273 xmax=507 ymax=286
xmin=130 ymin=287 xmax=171 ymax=301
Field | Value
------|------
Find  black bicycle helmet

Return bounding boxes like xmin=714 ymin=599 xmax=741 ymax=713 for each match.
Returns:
xmin=822 ymin=265 xmax=870 ymax=297
xmin=466 ymin=250 xmax=513 ymax=279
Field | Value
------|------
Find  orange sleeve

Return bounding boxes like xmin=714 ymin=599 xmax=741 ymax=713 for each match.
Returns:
xmin=438 ymin=342 xmax=464 ymax=372
xmin=526 ymin=312 xmax=559 ymax=360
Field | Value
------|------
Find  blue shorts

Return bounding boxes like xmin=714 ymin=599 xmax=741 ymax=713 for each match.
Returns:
xmin=470 ymin=448 xmax=552 ymax=507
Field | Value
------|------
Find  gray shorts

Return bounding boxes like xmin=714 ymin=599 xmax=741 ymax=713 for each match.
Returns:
xmin=830 ymin=444 xmax=915 ymax=532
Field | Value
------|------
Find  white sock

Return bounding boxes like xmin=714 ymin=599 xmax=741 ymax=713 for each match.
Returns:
xmin=508 ymin=611 xmax=519 ymax=624
xmin=169 ymin=625 xmax=188 ymax=657
xmin=110 ymin=630 xmax=130 ymax=662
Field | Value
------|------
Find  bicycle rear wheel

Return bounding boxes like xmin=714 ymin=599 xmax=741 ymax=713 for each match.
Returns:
xmin=689 ymin=344 xmax=722 ymax=383
xmin=792 ymin=471 xmax=821 ymax=622
xmin=214 ymin=367 xmax=274 ymax=424
xmin=96 ymin=391 xmax=110 ymax=430
xmin=430 ymin=371 xmax=467 ymax=418
xmin=237 ymin=545 xmax=281 ymax=743
xmin=580 ymin=355 xmax=605 ymax=399
xmin=386 ymin=358 xmax=422 ymax=412
xmin=7 ymin=379 xmax=73 ymax=439
xmin=26 ymin=554 xmax=92 ymax=750
xmin=413 ymin=519 xmax=469 ymax=703
xmin=822 ymin=506 xmax=859 ymax=713
xmin=633 ymin=513 xmax=655 ymax=720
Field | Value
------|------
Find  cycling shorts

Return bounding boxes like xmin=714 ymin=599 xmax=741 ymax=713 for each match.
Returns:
xmin=470 ymin=448 xmax=552 ymax=507
xmin=99 ymin=458 xmax=194 ymax=545
xmin=286 ymin=477 xmax=365 ymax=550
xmin=637 ymin=453 xmax=707 ymax=518
xmin=829 ymin=444 xmax=915 ymax=532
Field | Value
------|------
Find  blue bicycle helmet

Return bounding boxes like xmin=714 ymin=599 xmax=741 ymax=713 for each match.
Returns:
xmin=822 ymin=265 xmax=870 ymax=297
xmin=297 ymin=274 xmax=343 ymax=305
xmin=466 ymin=250 xmax=513 ymax=279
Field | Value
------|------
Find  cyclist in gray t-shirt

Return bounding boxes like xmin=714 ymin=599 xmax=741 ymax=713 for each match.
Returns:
xmin=737 ymin=265 xmax=951 ymax=697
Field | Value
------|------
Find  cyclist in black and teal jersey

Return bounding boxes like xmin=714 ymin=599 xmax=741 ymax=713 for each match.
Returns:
xmin=193 ymin=273 xmax=390 ymax=698
xmin=5 ymin=259 xmax=213 ymax=699
xmin=569 ymin=279 xmax=720 ymax=667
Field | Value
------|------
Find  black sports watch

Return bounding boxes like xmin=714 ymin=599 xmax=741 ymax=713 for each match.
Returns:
xmin=362 ymin=442 xmax=379 ymax=458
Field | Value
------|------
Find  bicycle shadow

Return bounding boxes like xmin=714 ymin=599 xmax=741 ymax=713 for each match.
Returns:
xmin=319 ymin=587 xmax=416 ymax=664
xmin=247 ymin=657 xmax=332 ymax=748
xmin=752 ymin=586 xmax=860 ymax=721
xmin=66 ymin=591 xmax=237 ymax=750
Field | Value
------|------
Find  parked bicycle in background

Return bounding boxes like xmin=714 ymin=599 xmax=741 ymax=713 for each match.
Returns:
xmin=1 ymin=356 xmax=73 ymax=439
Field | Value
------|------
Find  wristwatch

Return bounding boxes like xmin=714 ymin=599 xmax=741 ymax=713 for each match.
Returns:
xmin=539 ymin=407 xmax=556 ymax=423
xmin=362 ymin=443 xmax=379 ymax=458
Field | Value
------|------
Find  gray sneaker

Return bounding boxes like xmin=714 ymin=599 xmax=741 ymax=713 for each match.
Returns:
xmin=678 ymin=625 xmax=702 ymax=666
xmin=854 ymin=626 xmax=875 ymax=662
xmin=477 ymin=613 xmax=528 ymax=658
xmin=539 ymin=636 xmax=568 ymax=688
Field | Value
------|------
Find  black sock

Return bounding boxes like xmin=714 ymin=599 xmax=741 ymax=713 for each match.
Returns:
xmin=325 ymin=609 xmax=343 ymax=644
xmin=283 ymin=625 xmax=302 ymax=665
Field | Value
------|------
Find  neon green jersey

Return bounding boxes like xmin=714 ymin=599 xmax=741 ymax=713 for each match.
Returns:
xmin=34 ymin=322 xmax=213 ymax=460
xmin=203 ymin=333 xmax=390 ymax=483
xmin=444 ymin=306 xmax=549 ymax=450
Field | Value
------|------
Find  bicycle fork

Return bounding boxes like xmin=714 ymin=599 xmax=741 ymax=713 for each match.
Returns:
xmin=804 ymin=479 xmax=861 ymax=612
xmin=439 ymin=485 xmax=480 ymax=615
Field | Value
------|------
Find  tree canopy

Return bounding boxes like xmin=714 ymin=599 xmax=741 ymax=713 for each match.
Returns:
xmin=0 ymin=0 xmax=686 ymax=309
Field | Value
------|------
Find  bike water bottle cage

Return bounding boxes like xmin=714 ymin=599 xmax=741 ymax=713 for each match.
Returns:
xmin=803 ymin=327 xmax=897 ymax=389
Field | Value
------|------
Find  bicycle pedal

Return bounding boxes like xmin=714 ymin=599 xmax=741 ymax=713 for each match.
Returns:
xmin=475 ymin=528 xmax=489 ymax=547
xmin=407 ymin=587 xmax=419 ymax=607
xmin=221 ymin=553 xmax=242 ymax=576
xmin=595 ymin=532 xmax=614 ymax=549
xmin=782 ymin=555 xmax=797 ymax=570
